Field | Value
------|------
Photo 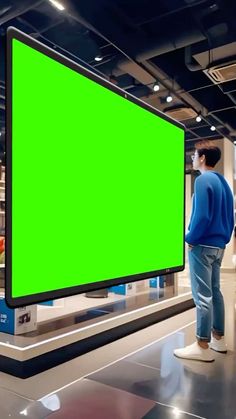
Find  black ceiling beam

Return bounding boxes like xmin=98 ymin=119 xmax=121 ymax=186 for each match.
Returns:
xmin=0 ymin=0 xmax=44 ymax=25
xmin=208 ymin=105 xmax=236 ymax=114
xmin=134 ymin=0 xmax=211 ymax=26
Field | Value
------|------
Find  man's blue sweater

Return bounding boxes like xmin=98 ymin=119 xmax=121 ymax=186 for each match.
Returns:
xmin=185 ymin=171 xmax=235 ymax=249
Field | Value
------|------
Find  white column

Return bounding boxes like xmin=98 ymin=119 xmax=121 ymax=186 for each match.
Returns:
xmin=221 ymin=138 xmax=235 ymax=272
xmin=213 ymin=138 xmax=235 ymax=272
xmin=216 ymin=138 xmax=236 ymax=350
xmin=221 ymin=277 xmax=236 ymax=350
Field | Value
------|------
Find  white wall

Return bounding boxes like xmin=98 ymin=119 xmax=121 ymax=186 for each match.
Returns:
xmin=221 ymin=138 xmax=235 ymax=271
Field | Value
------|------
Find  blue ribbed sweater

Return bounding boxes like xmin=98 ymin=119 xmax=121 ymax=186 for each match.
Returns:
xmin=185 ymin=171 xmax=235 ymax=248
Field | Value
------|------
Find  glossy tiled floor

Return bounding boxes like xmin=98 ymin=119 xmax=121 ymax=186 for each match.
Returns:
xmin=89 ymin=323 xmax=236 ymax=419
xmin=0 ymin=306 xmax=235 ymax=419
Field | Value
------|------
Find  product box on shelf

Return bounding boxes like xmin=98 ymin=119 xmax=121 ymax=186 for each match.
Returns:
xmin=0 ymin=295 xmax=37 ymax=335
xmin=38 ymin=298 xmax=65 ymax=307
xmin=149 ymin=276 xmax=165 ymax=288
xmin=110 ymin=282 xmax=136 ymax=295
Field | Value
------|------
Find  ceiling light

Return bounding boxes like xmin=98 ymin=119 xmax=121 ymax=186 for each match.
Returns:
xmin=196 ymin=115 xmax=202 ymax=123
xmin=210 ymin=125 xmax=216 ymax=131
xmin=49 ymin=0 xmax=65 ymax=11
xmin=95 ymin=55 xmax=103 ymax=62
xmin=0 ymin=133 xmax=2 ymax=137
xmin=153 ymin=82 xmax=160 ymax=92
xmin=234 ymin=141 xmax=236 ymax=145
xmin=166 ymin=94 xmax=173 ymax=103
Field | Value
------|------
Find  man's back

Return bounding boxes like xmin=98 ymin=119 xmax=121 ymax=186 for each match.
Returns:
xmin=185 ymin=171 xmax=234 ymax=248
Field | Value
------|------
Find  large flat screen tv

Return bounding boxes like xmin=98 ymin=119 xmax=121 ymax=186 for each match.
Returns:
xmin=6 ymin=27 xmax=185 ymax=307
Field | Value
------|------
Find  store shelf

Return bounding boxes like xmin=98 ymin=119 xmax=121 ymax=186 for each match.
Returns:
xmin=0 ymin=291 xmax=193 ymax=378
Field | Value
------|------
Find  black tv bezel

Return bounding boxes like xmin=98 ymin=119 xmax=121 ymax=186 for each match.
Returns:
xmin=6 ymin=27 xmax=186 ymax=308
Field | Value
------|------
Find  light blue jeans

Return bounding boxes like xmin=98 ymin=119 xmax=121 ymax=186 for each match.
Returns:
xmin=188 ymin=245 xmax=225 ymax=342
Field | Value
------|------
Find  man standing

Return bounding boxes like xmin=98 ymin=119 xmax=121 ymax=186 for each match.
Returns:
xmin=174 ymin=140 xmax=235 ymax=362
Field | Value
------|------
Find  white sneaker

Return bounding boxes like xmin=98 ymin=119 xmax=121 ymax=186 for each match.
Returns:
xmin=209 ymin=336 xmax=227 ymax=353
xmin=174 ymin=342 xmax=215 ymax=362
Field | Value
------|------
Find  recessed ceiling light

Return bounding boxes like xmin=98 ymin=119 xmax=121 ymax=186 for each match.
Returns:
xmin=153 ymin=82 xmax=160 ymax=92
xmin=95 ymin=55 xmax=103 ymax=62
xmin=196 ymin=115 xmax=202 ymax=122
xmin=49 ymin=0 xmax=65 ymax=11
xmin=210 ymin=125 xmax=216 ymax=131
xmin=166 ymin=94 xmax=173 ymax=103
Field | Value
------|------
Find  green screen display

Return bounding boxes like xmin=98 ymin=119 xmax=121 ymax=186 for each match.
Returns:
xmin=6 ymin=29 xmax=185 ymax=307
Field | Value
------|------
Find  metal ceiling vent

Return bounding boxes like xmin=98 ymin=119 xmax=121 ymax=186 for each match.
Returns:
xmin=165 ymin=107 xmax=197 ymax=121
xmin=204 ymin=61 xmax=236 ymax=83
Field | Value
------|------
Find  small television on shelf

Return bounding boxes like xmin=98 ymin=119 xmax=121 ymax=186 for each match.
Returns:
xmin=6 ymin=27 xmax=185 ymax=307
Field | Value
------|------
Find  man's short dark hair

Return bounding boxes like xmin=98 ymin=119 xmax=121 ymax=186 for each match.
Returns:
xmin=195 ymin=140 xmax=221 ymax=167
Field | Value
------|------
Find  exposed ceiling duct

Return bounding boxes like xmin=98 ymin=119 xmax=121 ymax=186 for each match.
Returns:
xmin=99 ymin=27 xmax=207 ymax=80
xmin=135 ymin=27 xmax=206 ymax=63
xmin=62 ymin=0 xmax=235 ymax=137
xmin=110 ymin=26 xmax=206 ymax=80
xmin=67 ymin=1 xmax=207 ymax=83
xmin=112 ymin=61 xmax=155 ymax=85
xmin=185 ymin=45 xmax=203 ymax=71
xmin=188 ymin=41 xmax=236 ymax=84
xmin=193 ymin=41 xmax=236 ymax=69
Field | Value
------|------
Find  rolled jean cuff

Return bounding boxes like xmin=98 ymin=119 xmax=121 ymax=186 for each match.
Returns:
xmin=212 ymin=328 xmax=224 ymax=337
xmin=196 ymin=335 xmax=210 ymax=342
